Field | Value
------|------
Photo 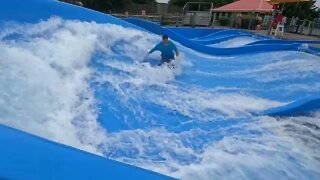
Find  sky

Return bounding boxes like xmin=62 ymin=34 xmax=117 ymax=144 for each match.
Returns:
xmin=157 ymin=0 xmax=320 ymax=7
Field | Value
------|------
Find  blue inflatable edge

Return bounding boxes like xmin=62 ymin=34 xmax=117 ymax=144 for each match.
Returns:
xmin=0 ymin=124 xmax=174 ymax=180
xmin=260 ymin=95 xmax=320 ymax=117
xmin=124 ymin=17 xmax=301 ymax=56
xmin=248 ymin=39 xmax=320 ymax=45
xmin=308 ymin=46 xmax=320 ymax=55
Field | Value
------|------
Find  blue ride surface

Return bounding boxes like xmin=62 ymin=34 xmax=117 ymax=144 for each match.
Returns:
xmin=124 ymin=17 xmax=320 ymax=55
xmin=0 ymin=125 xmax=172 ymax=180
xmin=261 ymin=96 xmax=320 ymax=117
xmin=0 ymin=0 xmax=320 ymax=179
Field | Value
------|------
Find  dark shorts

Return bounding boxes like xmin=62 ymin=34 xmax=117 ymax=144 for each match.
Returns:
xmin=159 ymin=55 xmax=174 ymax=66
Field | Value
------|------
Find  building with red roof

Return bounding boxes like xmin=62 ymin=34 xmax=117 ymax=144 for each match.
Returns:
xmin=212 ymin=0 xmax=273 ymax=13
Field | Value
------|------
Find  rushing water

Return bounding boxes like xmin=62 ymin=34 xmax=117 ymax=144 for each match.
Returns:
xmin=0 ymin=17 xmax=320 ymax=179
xmin=208 ymin=36 xmax=260 ymax=48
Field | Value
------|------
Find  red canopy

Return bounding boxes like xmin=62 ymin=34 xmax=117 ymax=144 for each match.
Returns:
xmin=212 ymin=0 xmax=273 ymax=13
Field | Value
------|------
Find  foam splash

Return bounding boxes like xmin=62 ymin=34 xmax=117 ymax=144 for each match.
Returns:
xmin=209 ymin=36 xmax=259 ymax=48
xmin=0 ymin=17 xmax=160 ymax=154
xmin=231 ymin=56 xmax=320 ymax=83
xmin=100 ymin=112 xmax=320 ymax=179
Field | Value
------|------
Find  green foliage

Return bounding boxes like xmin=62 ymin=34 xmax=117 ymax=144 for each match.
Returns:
xmin=282 ymin=1 xmax=320 ymax=20
xmin=240 ymin=18 xmax=255 ymax=30
xmin=218 ymin=17 xmax=229 ymax=26
xmin=132 ymin=0 xmax=156 ymax=3
xmin=81 ymin=0 xmax=156 ymax=12
xmin=169 ymin=0 xmax=234 ymax=8
xmin=168 ymin=0 xmax=319 ymax=20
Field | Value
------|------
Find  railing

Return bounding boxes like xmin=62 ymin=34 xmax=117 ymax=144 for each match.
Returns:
xmin=160 ymin=15 xmax=183 ymax=26
xmin=111 ymin=14 xmax=184 ymax=26
xmin=112 ymin=14 xmax=161 ymax=22
xmin=285 ymin=18 xmax=320 ymax=36
xmin=112 ymin=13 xmax=320 ymax=37
xmin=213 ymin=15 xmax=320 ymax=37
xmin=182 ymin=2 xmax=213 ymax=27
xmin=182 ymin=2 xmax=213 ymax=13
xmin=112 ymin=2 xmax=213 ymax=27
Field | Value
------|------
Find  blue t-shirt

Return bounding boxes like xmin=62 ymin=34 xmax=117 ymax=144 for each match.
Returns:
xmin=149 ymin=41 xmax=177 ymax=58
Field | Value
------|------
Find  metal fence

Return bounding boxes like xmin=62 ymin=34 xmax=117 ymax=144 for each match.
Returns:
xmin=285 ymin=18 xmax=320 ymax=36
xmin=60 ymin=0 xmax=320 ymax=37
xmin=122 ymin=3 xmax=181 ymax=15
xmin=112 ymin=12 xmax=320 ymax=37
xmin=59 ymin=0 xmax=181 ymax=15
xmin=112 ymin=14 xmax=162 ymax=22
xmin=213 ymin=15 xmax=320 ymax=37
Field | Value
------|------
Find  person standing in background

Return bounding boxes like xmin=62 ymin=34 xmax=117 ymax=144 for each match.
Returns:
xmin=236 ymin=13 xmax=242 ymax=29
xmin=268 ymin=10 xmax=278 ymax=34
xmin=255 ymin=14 xmax=263 ymax=33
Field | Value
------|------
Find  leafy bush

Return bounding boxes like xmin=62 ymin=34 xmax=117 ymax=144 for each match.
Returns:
xmin=240 ymin=18 xmax=259 ymax=30
xmin=218 ymin=17 xmax=229 ymax=26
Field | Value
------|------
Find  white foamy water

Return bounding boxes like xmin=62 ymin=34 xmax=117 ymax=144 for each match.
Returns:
xmin=209 ymin=36 xmax=259 ymax=48
xmin=231 ymin=54 xmax=320 ymax=83
xmin=0 ymin=17 xmax=319 ymax=179
xmin=101 ymin=112 xmax=320 ymax=179
xmin=0 ymin=17 xmax=160 ymax=154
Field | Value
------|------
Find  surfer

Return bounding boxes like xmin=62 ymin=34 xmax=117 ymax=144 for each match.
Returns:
xmin=148 ymin=35 xmax=179 ymax=66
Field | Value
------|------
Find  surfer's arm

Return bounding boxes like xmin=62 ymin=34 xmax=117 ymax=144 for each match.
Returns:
xmin=149 ymin=43 xmax=161 ymax=54
xmin=172 ymin=42 xmax=179 ymax=57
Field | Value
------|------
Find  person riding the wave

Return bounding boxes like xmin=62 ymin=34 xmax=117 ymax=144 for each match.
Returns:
xmin=148 ymin=35 xmax=179 ymax=66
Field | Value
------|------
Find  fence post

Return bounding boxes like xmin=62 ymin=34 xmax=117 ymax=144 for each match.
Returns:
xmin=191 ymin=12 xmax=196 ymax=28
xmin=299 ymin=19 xmax=306 ymax=34
xmin=229 ymin=13 xmax=233 ymax=29
xmin=289 ymin=17 xmax=294 ymax=32
xmin=175 ymin=15 xmax=179 ymax=27
xmin=160 ymin=15 xmax=163 ymax=26
xmin=248 ymin=12 xmax=253 ymax=30
xmin=295 ymin=19 xmax=300 ymax=33
xmin=309 ymin=21 xmax=314 ymax=35
xmin=229 ymin=12 xmax=236 ymax=29
xmin=211 ymin=12 xmax=216 ymax=28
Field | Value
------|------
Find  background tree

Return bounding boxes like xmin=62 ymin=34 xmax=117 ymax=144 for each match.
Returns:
xmin=81 ymin=0 xmax=156 ymax=12
xmin=282 ymin=1 xmax=319 ymax=20
xmin=169 ymin=0 xmax=235 ymax=8
xmin=132 ymin=0 xmax=156 ymax=3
